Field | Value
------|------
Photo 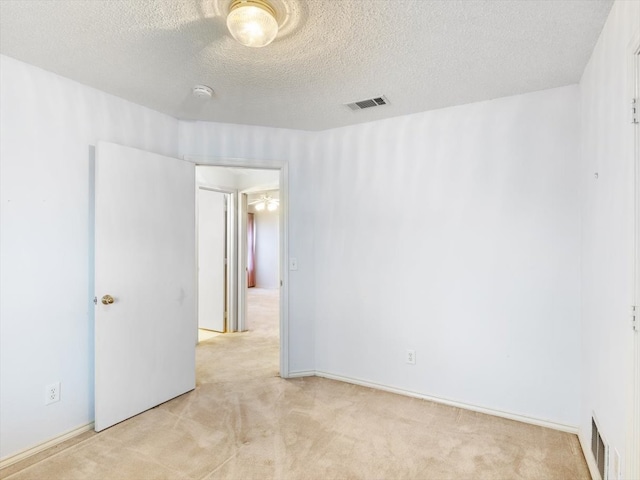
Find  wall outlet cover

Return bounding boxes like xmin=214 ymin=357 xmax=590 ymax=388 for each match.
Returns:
xmin=45 ymin=382 xmax=60 ymax=405
xmin=406 ymin=349 xmax=416 ymax=365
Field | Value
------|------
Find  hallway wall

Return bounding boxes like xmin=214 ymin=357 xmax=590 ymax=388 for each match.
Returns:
xmin=253 ymin=208 xmax=279 ymax=289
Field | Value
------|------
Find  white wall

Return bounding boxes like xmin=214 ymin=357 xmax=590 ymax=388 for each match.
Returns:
xmin=236 ymin=170 xmax=279 ymax=192
xmin=196 ymin=167 xmax=238 ymax=189
xmin=253 ymin=209 xmax=280 ymax=289
xmin=0 ymin=55 xmax=179 ymax=459
xmin=196 ymin=166 xmax=279 ymax=191
xmin=579 ymin=1 xmax=640 ymax=477
xmin=314 ymin=86 xmax=582 ymax=427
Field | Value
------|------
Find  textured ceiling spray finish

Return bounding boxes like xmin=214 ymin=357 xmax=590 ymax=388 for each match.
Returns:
xmin=0 ymin=0 xmax=613 ymax=131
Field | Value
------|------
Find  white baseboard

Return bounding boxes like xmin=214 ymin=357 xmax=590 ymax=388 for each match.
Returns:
xmin=314 ymin=370 xmax=579 ymax=434
xmin=0 ymin=422 xmax=94 ymax=470
xmin=578 ymin=428 xmax=600 ymax=480
xmin=286 ymin=370 xmax=316 ymax=378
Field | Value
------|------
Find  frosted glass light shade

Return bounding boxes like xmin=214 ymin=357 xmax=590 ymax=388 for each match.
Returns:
xmin=254 ymin=201 xmax=266 ymax=211
xmin=227 ymin=0 xmax=278 ymax=48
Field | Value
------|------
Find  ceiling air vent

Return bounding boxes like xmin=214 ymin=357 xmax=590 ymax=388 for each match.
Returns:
xmin=345 ymin=96 xmax=389 ymax=111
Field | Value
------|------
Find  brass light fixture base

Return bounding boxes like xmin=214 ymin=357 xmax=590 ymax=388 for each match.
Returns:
xmin=229 ymin=0 xmax=276 ymax=19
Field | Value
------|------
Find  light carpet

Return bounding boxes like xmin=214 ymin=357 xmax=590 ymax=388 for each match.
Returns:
xmin=1 ymin=288 xmax=589 ymax=479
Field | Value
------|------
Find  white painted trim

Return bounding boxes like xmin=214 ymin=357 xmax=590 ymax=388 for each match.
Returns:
xmin=0 ymin=423 xmax=94 ymax=469
xmin=628 ymin=29 xmax=640 ymax=480
xmin=287 ymin=370 xmax=316 ymax=378
xmin=579 ymin=428 xmax=602 ymax=480
xmin=228 ymin=191 xmax=238 ymax=332
xmin=185 ymin=155 xmax=290 ymax=379
xmin=237 ymin=192 xmax=248 ymax=332
xmin=279 ymin=162 xmax=289 ymax=378
xmin=314 ymin=370 xmax=579 ymax=434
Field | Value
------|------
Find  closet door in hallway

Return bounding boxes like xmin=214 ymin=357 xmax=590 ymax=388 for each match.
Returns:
xmin=198 ymin=188 xmax=227 ymax=333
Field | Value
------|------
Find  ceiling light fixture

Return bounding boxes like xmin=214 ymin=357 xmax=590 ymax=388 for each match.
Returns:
xmin=267 ymin=199 xmax=278 ymax=211
xmin=227 ymin=0 xmax=278 ymax=48
xmin=251 ymin=193 xmax=279 ymax=212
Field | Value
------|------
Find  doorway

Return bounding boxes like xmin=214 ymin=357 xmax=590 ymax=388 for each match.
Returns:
xmin=194 ymin=164 xmax=286 ymax=375
xmin=93 ymin=144 xmax=290 ymax=432
xmin=630 ymin=37 xmax=640 ymax=480
xmin=197 ymin=187 xmax=232 ymax=335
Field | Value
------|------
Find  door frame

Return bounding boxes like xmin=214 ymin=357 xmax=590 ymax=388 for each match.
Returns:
xmin=629 ymin=32 xmax=640 ymax=480
xmin=196 ymin=186 xmax=236 ymax=333
xmin=238 ymin=192 xmax=249 ymax=331
xmin=187 ymin=156 xmax=290 ymax=378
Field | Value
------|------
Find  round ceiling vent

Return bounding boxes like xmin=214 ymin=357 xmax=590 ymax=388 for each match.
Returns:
xmin=192 ymin=85 xmax=213 ymax=99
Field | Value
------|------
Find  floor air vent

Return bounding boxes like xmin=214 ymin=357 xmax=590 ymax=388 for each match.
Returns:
xmin=345 ymin=96 xmax=389 ymax=111
xmin=591 ymin=417 xmax=607 ymax=479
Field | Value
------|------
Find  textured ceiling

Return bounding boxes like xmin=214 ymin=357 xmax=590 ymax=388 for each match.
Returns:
xmin=0 ymin=0 xmax=613 ymax=131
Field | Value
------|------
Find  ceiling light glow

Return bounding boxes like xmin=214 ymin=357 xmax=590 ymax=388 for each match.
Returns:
xmin=227 ymin=0 xmax=278 ymax=48
xmin=251 ymin=193 xmax=279 ymax=212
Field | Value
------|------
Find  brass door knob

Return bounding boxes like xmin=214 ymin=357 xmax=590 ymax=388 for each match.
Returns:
xmin=101 ymin=295 xmax=115 ymax=305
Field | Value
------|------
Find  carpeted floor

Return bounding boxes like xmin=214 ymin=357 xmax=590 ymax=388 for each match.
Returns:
xmin=198 ymin=329 xmax=221 ymax=343
xmin=1 ymin=288 xmax=590 ymax=480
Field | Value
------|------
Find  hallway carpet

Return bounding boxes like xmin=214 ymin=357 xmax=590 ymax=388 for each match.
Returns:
xmin=1 ymin=288 xmax=590 ymax=480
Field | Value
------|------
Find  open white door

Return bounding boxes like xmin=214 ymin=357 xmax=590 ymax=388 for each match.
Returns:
xmin=94 ymin=141 xmax=196 ymax=432
xmin=197 ymin=188 xmax=226 ymax=332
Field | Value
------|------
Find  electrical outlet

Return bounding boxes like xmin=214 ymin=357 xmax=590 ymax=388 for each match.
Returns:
xmin=45 ymin=382 xmax=60 ymax=405
xmin=406 ymin=349 xmax=416 ymax=365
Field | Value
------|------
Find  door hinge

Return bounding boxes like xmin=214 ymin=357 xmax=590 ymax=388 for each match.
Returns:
xmin=632 ymin=98 xmax=639 ymax=124
xmin=633 ymin=306 xmax=639 ymax=332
